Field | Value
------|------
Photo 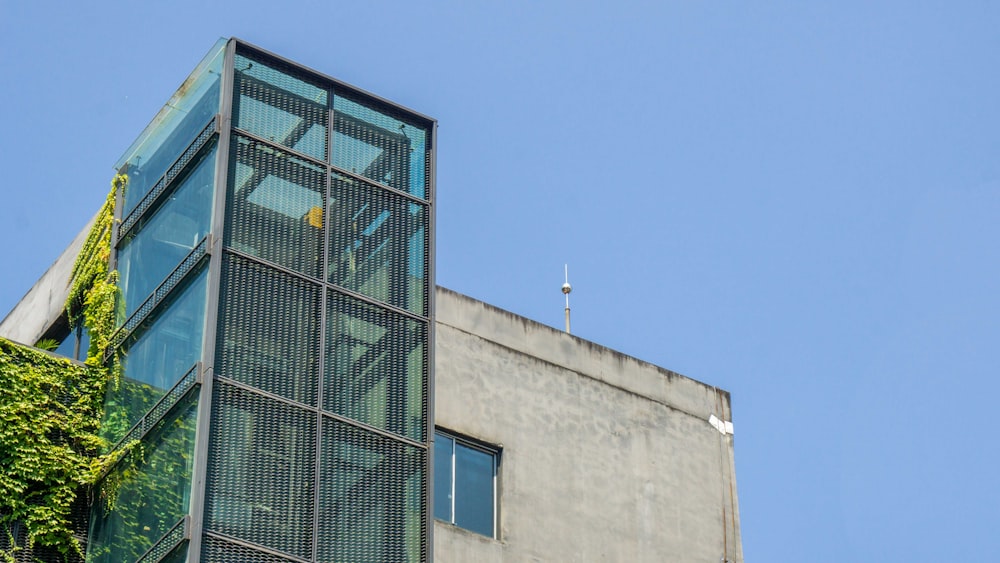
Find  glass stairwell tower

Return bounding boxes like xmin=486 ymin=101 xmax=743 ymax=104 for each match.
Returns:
xmin=87 ymin=38 xmax=435 ymax=563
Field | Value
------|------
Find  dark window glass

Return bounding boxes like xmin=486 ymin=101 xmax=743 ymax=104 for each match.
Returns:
xmin=434 ymin=430 xmax=497 ymax=538
xmin=455 ymin=443 xmax=495 ymax=537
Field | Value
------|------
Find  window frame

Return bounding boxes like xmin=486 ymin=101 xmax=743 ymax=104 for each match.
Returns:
xmin=433 ymin=428 xmax=500 ymax=539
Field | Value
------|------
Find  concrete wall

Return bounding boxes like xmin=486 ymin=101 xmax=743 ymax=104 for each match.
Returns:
xmin=0 ymin=215 xmax=94 ymax=345
xmin=433 ymin=287 xmax=742 ymax=563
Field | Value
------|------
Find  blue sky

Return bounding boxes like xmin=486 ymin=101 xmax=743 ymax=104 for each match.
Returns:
xmin=2 ymin=2 xmax=998 ymax=561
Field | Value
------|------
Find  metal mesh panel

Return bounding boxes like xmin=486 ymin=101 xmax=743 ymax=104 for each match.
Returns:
xmin=110 ymin=363 xmax=199 ymax=454
xmin=217 ymin=253 xmax=320 ymax=406
xmin=318 ymin=418 xmax=426 ymax=563
xmin=234 ymin=53 xmax=327 ymax=161
xmin=226 ymin=135 xmax=326 ymax=279
xmin=327 ymin=172 xmax=428 ymax=316
xmin=325 ymin=289 xmax=427 ymax=442
xmin=332 ymin=93 xmax=428 ymax=199
xmin=201 ymin=535 xmax=302 ymax=563
xmin=205 ymin=382 xmax=316 ymax=560
xmin=155 ymin=542 xmax=189 ymax=563
xmin=134 ymin=517 xmax=187 ymax=563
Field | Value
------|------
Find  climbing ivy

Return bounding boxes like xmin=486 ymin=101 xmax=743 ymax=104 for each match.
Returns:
xmin=67 ymin=175 xmax=126 ymax=367
xmin=0 ymin=176 xmax=126 ymax=562
xmin=0 ymin=339 xmax=104 ymax=561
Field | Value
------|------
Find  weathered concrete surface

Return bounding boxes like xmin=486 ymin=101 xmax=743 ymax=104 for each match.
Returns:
xmin=0 ymin=216 xmax=94 ymax=344
xmin=434 ymin=287 xmax=742 ymax=563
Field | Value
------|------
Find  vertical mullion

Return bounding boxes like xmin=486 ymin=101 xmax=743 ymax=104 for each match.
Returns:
xmin=492 ymin=451 xmax=498 ymax=538
xmin=187 ymin=37 xmax=237 ymax=563
xmin=450 ymin=437 xmax=457 ymax=525
xmin=310 ymin=86 xmax=336 ymax=563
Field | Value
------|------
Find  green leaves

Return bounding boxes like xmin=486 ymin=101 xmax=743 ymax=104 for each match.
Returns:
xmin=0 ymin=339 xmax=105 ymax=559
xmin=0 ymin=176 xmax=124 ymax=560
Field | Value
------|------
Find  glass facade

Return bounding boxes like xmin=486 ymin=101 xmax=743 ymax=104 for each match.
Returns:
xmin=117 ymin=143 xmax=216 ymax=319
xmin=89 ymin=392 xmax=198 ymax=563
xmin=90 ymin=38 xmax=434 ymax=563
xmin=117 ymin=40 xmax=226 ymax=218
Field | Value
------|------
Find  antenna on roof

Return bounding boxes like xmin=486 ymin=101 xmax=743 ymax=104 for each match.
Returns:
xmin=562 ymin=264 xmax=573 ymax=334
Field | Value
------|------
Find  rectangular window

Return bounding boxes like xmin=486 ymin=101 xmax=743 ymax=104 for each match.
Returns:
xmin=433 ymin=430 xmax=499 ymax=538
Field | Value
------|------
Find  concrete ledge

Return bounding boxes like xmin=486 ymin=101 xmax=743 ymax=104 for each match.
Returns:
xmin=0 ymin=215 xmax=95 ymax=344
xmin=435 ymin=286 xmax=732 ymax=423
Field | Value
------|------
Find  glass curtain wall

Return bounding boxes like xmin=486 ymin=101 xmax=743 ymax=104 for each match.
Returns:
xmin=87 ymin=38 xmax=433 ymax=563
xmin=88 ymin=39 xmax=226 ymax=563
xmin=204 ymin=43 xmax=433 ymax=563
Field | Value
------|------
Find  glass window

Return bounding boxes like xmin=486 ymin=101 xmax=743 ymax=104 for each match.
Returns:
xmin=50 ymin=320 xmax=90 ymax=362
xmin=332 ymin=94 xmax=428 ymax=199
xmin=101 ymin=267 xmax=208 ymax=446
xmin=117 ymin=40 xmax=226 ymax=216
xmin=88 ymin=391 xmax=198 ymax=563
xmin=117 ymin=142 xmax=216 ymax=319
xmin=434 ymin=430 xmax=498 ymax=538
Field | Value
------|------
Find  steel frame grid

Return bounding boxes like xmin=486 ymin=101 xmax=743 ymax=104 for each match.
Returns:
xmin=93 ymin=37 xmax=436 ymax=563
xmin=186 ymin=38 xmax=436 ymax=563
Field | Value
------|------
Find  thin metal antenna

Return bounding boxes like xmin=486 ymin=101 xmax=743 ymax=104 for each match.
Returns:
xmin=562 ymin=264 xmax=572 ymax=333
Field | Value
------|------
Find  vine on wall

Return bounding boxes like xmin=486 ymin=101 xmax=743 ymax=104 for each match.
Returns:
xmin=0 ymin=175 xmax=126 ymax=562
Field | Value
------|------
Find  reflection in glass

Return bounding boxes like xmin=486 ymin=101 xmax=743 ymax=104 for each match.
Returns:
xmin=88 ymin=392 xmax=198 ymax=563
xmin=434 ymin=431 xmax=497 ymax=538
xmin=101 ymin=267 xmax=207 ymax=446
xmin=455 ymin=443 xmax=495 ymax=537
xmin=117 ymin=144 xmax=216 ymax=319
xmin=327 ymin=173 xmax=427 ymax=315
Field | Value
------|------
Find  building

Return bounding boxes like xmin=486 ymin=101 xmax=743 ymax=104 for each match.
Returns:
xmin=0 ymin=38 xmax=742 ymax=563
